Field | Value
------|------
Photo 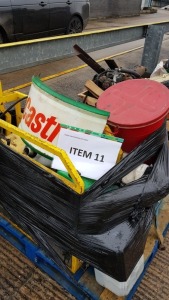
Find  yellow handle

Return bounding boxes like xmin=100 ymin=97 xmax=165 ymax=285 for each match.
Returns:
xmin=0 ymin=119 xmax=84 ymax=194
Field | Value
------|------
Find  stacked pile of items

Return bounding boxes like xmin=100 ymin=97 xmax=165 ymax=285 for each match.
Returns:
xmin=19 ymin=76 xmax=123 ymax=184
xmin=0 ymin=52 xmax=169 ymax=297
xmin=75 ymin=44 xmax=147 ymax=108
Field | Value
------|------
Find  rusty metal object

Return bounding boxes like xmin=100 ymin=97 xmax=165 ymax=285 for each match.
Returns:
xmin=134 ymin=65 xmax=147 ymax=76
xmin=104 ymin=59 xmax=118 ymax=70
xmin=75 ymin=44 xmax=147 ymax=94
xmin=92 ymin=67 xmax=141 ymax=91
xmin=73 ymin=44 xmax=105 ymax=74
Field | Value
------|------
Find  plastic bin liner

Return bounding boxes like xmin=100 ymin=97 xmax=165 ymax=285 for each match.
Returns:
xmin=0 ymin=122 xmax=168 ymax=282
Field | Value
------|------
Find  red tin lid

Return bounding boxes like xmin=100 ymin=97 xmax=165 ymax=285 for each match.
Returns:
xmin=97 ymin=79 xmax=169 ymax=128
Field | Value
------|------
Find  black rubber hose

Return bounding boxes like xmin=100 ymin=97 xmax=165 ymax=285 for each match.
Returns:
xmin=118 ymin=67 xmax=141 ymax=78
xmin=0 ymin=96 xmax=27 ymax=119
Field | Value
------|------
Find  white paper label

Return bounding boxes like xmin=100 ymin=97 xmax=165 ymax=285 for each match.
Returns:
xmin=52 ymin=128 xmax=122 ymax=180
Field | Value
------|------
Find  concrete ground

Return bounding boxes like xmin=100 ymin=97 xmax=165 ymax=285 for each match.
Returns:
xmin=1 ymin=209 xmax=169 ymax=300
xmin=85 ymin=6 xmax=166 ymax=31
xmin=0 ymin=234 xmax=76 ymax=300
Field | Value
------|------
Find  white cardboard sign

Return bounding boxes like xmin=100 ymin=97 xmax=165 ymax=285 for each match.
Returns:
xmin=52 ymin=128 xmax=122 ymax=180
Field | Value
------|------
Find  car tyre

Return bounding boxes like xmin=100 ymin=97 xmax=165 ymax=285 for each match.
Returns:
xmin=66 ymin=16 xmax=83 ymax=34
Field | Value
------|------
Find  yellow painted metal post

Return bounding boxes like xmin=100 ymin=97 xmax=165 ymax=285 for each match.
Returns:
xmin=0 ymin=119 xmax=84 ymax=194
xmin=0 ymin=81 xmax=2 ymax=97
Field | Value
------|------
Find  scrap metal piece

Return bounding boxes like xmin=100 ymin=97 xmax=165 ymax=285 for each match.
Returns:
xmin=73 ymin=44 xmax=105 ymax=74
xmin=105 ymin=59 xmax=119 ymax=70
xmin=134 ymin=65 xmax=147 ymax=77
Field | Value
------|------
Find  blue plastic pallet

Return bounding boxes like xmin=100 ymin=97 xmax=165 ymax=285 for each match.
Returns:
xmin=0 ymin=215 xmax=168 ymax=300
xmin=0 ymin=216 xmax=105 ymax=300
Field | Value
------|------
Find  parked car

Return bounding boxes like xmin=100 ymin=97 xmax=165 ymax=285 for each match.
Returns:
xmin=0 ymin=0 xmax=90 ymax=43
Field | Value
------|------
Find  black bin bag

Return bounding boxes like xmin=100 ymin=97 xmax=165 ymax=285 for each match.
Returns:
xmin=0 ymin=122 xmax=168 ymax=282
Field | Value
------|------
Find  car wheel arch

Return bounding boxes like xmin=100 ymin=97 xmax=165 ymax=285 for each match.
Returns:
xmin=66 ymin=14 xmax=84 ymax=34
xmin=0 ymin=26 xmax=8 ymax=43
xmin=73 ymin=13 xmax=84 ymax=28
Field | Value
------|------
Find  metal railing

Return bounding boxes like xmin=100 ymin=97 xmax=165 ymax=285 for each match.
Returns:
xmin=0 ymin=21 xmax=169 ymax=74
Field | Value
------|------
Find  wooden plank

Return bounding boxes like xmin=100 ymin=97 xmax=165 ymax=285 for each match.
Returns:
xmin=100 ymin=289 xmax=124 ymax=300
xmin=85 ymin=96 xmax=97 ymax=107
xmin=166 ymin=120 xmax=169 ymax=132
xmin=78 ymin=91 xmax=88 ymax=100
xmin=84 ymin=80 xmax=103 ymax=98
xmin=78 ymin=90 xmax=97 ymax=106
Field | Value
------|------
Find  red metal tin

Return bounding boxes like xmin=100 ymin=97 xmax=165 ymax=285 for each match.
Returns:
xmin=97 ymin=79 xmax=169 ymax=152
